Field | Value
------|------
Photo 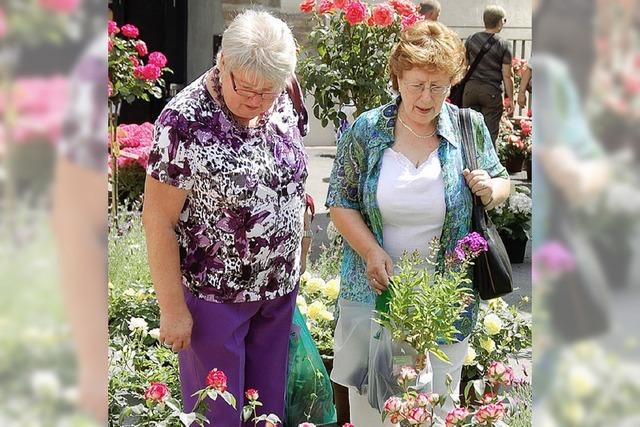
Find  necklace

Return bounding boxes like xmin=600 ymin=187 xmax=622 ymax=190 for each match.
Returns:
xmin=397 ymin=114 xmax=437 ymax=139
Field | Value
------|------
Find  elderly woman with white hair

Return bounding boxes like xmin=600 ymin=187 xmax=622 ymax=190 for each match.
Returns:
xmin=142 ymin=10 xmax=308 ymax=425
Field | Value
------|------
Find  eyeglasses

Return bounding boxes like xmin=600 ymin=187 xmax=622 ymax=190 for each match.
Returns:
xmin=403 ymin=82 xmax=451 ymax=97
xmin=229 ymin=71 xmax=280 ymax=101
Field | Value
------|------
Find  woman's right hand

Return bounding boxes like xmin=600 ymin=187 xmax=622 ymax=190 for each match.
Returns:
xmin=364 ymin=246 xmax=394 ymax=295
xmin=159 ymin=305 xmax=193 ymax=353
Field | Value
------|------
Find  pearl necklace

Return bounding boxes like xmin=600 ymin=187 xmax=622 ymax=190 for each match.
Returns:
xmin=397 ymin=114 xmax=437 ymax=139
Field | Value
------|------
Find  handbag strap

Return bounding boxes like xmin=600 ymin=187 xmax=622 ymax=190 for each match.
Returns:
xmin=458 ymin=108 xmax=483 ymax=209
xmin=286 ymin=75 xmax=309 ymax=137
xmin=461 ymin=34 xmax=497 ymax=85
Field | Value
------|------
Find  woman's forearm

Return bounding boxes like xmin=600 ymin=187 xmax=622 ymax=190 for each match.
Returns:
xmin=330 ymin=207 xmax=380 ymax=260
xmin=143 ymin=218 xmax=187 ymax=315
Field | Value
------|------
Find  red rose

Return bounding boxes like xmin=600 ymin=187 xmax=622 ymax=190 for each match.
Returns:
xmin=144 ymin=382 xmax=169 ymax=402
xmin=344 ymin=0 xmax=369 ymax=25
xmin=121 ymin=24 xmax=139 ymax=38
xmin=206 ymin=368 xmax=228 ymax=393
xmin=148 ymin=52 xmax=168 ymax=68
xmin=299 ymin=0 xmax=316 ymax=13
xmin=135 ymin=40 xmax=148 ymax=57
xmin=319 ymin=0 xmax=335 ymax=14
xmin=108 ymin=20 xmax=119 ymax=35
xmin=245 ymin=388 xmax=259 ymax=401
xmin=389 ymin=0 xmax=416 ymax=17
xmin=333 ymin=0 xmax=348 ymax=8
xmin=134 ymin=64 xmax=162 ymax=81
xmin=371 ymin=3 xmax=395 ymax=27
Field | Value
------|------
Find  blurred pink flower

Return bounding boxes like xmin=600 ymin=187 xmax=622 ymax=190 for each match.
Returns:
xmin=108 ymin=38 xmax=113 ymax=52
xmin=389 ymin=0 xmax=416 ymax=16
xmin=135 ymin=40 xmax=148 ymax=57
xmin=108 ymin=20 xmax=119 ymax=35
xmin=148 ymin=51 xmax=168 ymax=68
xmin=121 ymin=24 xmax=139 ymax=38
xmin=134 ymin=64 xmax=161 ymax=81
xmin=333 ymin=0 xmax=348 ymax=8
xmin=114 ymin=122 xmax=154 ymax=168
xmin=299 ymin=0 xmax=316 ymax=13
xmin=319 ymin=0 xmax=335 ymax=14
xmin=445 ymin=407 xmax=470 ymax=427
xmin=372 ymin=3 xmax=395 ymax=27
xmin=345 ymin=0 xmax=369 ymax=25
xmin=144 ymin=382 xmax=169 ymax=402
xmin=401 ymin=13 xmax=424 ymax=30
xmin=39 ymin=0 xmax=80 ymax=13
xmin=298 ymin=423 xmax=316 ymax=427
xmin=532 ymin=240 xmax=576 ymax=282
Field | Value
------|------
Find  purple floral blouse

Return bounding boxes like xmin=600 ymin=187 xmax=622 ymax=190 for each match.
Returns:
xmin=146 ymin=68 xmax=308 ymax=303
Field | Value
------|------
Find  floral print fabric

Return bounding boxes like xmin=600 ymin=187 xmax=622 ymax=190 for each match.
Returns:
xmin=147 ymin=69 xmax=308 ymax=303
xmin=326 ymin=98 xmax=508 ymax=339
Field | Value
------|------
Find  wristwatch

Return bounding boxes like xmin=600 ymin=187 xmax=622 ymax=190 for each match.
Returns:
xmin=302 ymin=229 xmax=313 ymax=239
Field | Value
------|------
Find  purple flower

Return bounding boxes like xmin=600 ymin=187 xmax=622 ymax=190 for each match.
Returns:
xmin=532 ymin=241 xmax=575 ymax=281
xmin=454 ymin=232 xmax=488 ymax=261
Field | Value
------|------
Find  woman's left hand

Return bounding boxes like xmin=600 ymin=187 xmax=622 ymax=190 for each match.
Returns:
xmin=463 ymin=168 xmax=494 ymax=206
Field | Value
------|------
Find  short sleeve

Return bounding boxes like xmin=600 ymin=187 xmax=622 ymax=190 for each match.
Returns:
xmin=472 ymin=111 xmax=509 ymax=179
xmin=146 ymin=118 xmax=196 ymax=190
xmin=325 ymin=121 xmax=365 ymax=210
xmin=502 ymin=39 xmax=513 ymax=65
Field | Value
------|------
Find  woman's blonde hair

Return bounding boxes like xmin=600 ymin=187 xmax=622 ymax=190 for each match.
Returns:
xmin=388 ymin=21 xmax=467 ymax=90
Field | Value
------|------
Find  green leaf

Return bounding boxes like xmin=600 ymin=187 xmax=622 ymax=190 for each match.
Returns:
xmin=242 ymin=406 xmax=253 ymax=421
xmin=179 ymin=412 xmax=197 ymax=427
xmin=220 ymin=391 xmax=237 ymax=409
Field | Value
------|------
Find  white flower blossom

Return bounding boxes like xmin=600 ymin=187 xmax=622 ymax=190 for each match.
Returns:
xmin=149 ymin=328 xmax=161 ymax=340
xmin=128 ymin=317 xmax=149 ymax=336
xmin=509 ymin=192 xmax=532 ymax=215
xmin=31 ymin=370 xmax=61 ymax=400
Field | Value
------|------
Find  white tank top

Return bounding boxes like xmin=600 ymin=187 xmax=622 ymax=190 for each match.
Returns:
xmin=377 ymin=148 xmax=446 ymax=267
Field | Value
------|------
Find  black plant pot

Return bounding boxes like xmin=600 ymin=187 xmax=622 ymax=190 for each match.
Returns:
xmin=499 ymin=234 xmax=527 ymax=264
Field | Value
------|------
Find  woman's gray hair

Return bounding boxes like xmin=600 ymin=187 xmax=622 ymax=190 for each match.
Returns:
xmin=218 ymin=10 xmax=297 ymax=90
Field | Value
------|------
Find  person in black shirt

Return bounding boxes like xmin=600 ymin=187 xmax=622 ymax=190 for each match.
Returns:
xmin=462 ymin=5 xmax=514 ymax=145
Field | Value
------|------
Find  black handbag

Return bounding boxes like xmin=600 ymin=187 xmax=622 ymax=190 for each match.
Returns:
xmin=459 ymin=108 xmax=513 ymax=300
xmin=449 ymin=34 xmax=497 ymax=107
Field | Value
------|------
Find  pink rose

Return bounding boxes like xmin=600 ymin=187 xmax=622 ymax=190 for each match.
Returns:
xmin=319 ymin=0 xmax=335 ymax=13
xmin=507 ymin=134 xmax=519 ymax=144
xmin=389 ymin=0 xmax=416 ymax=16
xmin=121 ymin=24 xmax=139 ymax=38
xmin=148 ymin=51 xmax=168 ymax=68
xmin=129 ymin=55 xmax=140 ymax=67
xmin=389 ymin=414 xmax=401 ymax=424
xmin=245 ymin=388 xmax=259 ymax=401
xmin=135 ymin=40 xmax=148 ymax=57
xmin=416 ymin=392 xmax=430 ymax=407
xmin=474 ymin=403 xmax=505 ymax=425
xmin=333 ymin=0 xmax=349 ymax=8
xmin=445 ymin=407 xmax=470 ymax=427
xmin=406 ymin=406 xmax=431 ymax=424
xmin=108 ymin=38 xmax=114 ymax=52
xmin=39 ymin=0 xmax=80 ymax=13
xmin=371 ymin=3 xmax=395 ymax=27
xmin=344 ymin=0 xmax=369 ymax=25
xmin=205 ymin=368 xmax=228 ymax=393
xmin=299 ymin=0 xmax=316 ymax=13
xmin=383 ymin=396 xmax=404 ymax=414
xmin=486 ymin=361 xmax=514 ymax=387
xmin=144 ymin=382 xmax=169 ymax=402
xmin=401 ymin=13 xmax=424 ymax=30
xmin=399 ymin=366 xmax=417 ymax=382
xmin=108 ymin=20 xmax=119 ymax=35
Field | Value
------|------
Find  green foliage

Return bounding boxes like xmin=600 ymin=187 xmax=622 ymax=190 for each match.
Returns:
xmin=298 ymin=13 xmax=400 ymax=128
xmin=504 ymin=381 xmax=532 ymax=427
xmin=377 ymin=246 xmax=473 ymax=363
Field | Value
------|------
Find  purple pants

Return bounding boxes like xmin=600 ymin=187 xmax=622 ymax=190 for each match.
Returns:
xmin=179 ymin=288 xmax=297 ymax=426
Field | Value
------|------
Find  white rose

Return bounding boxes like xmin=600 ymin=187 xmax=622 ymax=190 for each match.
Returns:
xmin=305 ymin=278 xmax=326 ymax=294
xmin=128 ymin=317 xmax=149 ymax=336
xmin=323 ymin=278 xmax=340 ymax=300
xmin=463 ymin=346 xmax=477 ymax=366
xmin=149 ymin=328 xmax=161 ymax=340
xmin=479 ymin=337 xmax=496 ymax=353
xmin=307 ymin=301 xmax=326 ymax=319
xmin=31 ymin=370 xmax=61 ymax=400
xmin=300 ymin=271 xmax=312 ymax=284
xmin=483 ymin=313 xmax=503 ymax=336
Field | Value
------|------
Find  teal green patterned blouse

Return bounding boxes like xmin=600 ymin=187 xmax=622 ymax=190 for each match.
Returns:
xmin=326 ymin=98 xmax=509 ymax=340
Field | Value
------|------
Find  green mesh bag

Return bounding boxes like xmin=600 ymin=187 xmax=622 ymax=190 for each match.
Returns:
xmin=285 ymin=306 xmax=337 ymax=427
